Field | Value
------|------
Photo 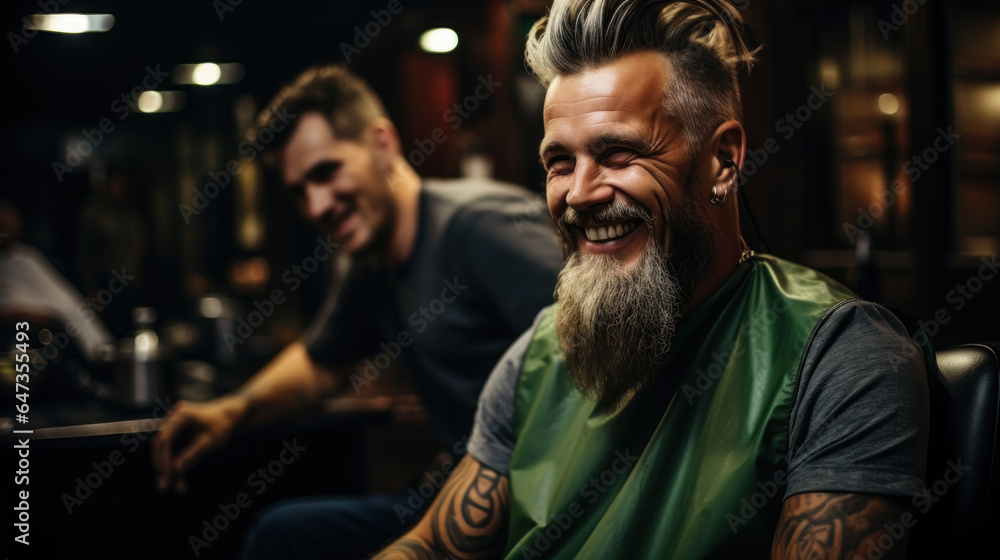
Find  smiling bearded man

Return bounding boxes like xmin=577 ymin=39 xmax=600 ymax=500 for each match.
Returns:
xmin=554 ymin=162 xmax=718 ymax=411
xmin=372 ymin=2 xmax=932 ymax=559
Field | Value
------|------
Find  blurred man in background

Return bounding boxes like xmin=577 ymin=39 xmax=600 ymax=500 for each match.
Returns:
xmin=0 ymin=199 xmax=115 ymax=362
xmin=151 ymin=65 xmax=564 ymax=559
xmin=374 ymin=1 xmax=929 ymax=559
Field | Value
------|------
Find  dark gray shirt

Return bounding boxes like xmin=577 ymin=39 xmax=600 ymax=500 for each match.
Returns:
xmin=304 ymin=178 xmax=564 ymax=448
xmin=467 ymin=299 xmax=929 ymax=499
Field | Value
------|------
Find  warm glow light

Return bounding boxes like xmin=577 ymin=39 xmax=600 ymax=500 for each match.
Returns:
xmin=172 ymin=63 xmax=244 ymax=86
xmin=28 ymin=14 xmax=115 ymax=33
xmin=138 ymin=91 xmax=163 ymax=113
xmin=819 ymin=57 xmax=840 ymax=90
xmin=199 ymin=297 xmax=223 ymax=319
xmin=134 ymin=331 xmax=157 ymax=357
xmin=136 ymin=90 xmax=185 ymax=113
xmin=419 ymin=28 xmax=458 ymax=53
xmin=879 ymin=93 xmax=900 ymax=115
xmin=192 ymin=63 xmax=222 ymax=86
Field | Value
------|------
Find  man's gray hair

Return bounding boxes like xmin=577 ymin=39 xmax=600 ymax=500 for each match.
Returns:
xmin=525 ymin=0 xmax=758 ymax=153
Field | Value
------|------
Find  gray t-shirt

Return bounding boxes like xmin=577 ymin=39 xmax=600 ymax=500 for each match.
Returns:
xmin=467 ymin=299 xmax=929 ymax=499
xmin=304 ymin=178 xmax=564 ymax=449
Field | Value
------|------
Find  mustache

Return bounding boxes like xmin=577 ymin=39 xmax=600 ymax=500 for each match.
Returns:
xmin=557 ymin=200 xmax=653 ymax=244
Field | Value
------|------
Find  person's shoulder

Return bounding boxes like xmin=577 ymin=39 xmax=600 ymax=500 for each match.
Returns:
xmin=423 ymin=177 xmax=553 ymax=248
xmin=803 ymin=298 xmax=927 ymax=383
xmin=6 ymin=243 xmax=51 ymax=272
xmin=818 ymin=299 xmax=921 ymax=352
xmin=424 ymin=177 xmax=544 ymax=218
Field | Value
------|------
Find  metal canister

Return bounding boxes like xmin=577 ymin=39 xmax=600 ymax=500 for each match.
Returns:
xmin=116 ymin=307 xmax=163 ymax=409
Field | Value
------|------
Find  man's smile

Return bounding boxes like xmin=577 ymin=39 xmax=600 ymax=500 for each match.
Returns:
xmin=581 ymin=220 xmax=640 ymax=242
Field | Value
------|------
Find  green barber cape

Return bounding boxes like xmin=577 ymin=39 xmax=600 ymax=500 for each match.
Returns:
xmin=505 ymin=255 xmax=858 ymax=559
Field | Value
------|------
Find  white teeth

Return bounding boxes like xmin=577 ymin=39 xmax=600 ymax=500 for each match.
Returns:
xmin=584 ymin=221 xmax=638 ymax=242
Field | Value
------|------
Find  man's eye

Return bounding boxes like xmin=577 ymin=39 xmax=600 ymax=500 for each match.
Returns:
xmin=603 ymin=147 xmax=634 ymax=164
xmin=307 ymin=162 xmax=341 ymax=183
xmin=546 ymin=156 xmax=573 ymax=173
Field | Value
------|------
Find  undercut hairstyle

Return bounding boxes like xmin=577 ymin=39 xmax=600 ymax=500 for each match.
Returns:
xmin=525 ymin=0 xmax=758 ymax=154
xmin=248 ymin=64 xmax=388 ymax=167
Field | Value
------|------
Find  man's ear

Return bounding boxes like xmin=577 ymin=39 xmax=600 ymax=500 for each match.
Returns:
xmin=368 ymin=117 xmax=402 ymax=173
xmin=708 ymin=120 xmax=746 ymax=183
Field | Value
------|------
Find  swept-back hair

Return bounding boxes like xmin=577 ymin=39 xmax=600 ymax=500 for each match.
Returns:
xmin=525 ymin=0 xmax=758 ymax=153
xmin=249 ymin=64 xmax=388 ymax=167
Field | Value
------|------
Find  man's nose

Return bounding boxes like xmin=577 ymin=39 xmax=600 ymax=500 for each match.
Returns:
xmin=565 ymin=158 xmax=615 ymax=211
xmin=302 ymin=183 xmax=336 ymax=222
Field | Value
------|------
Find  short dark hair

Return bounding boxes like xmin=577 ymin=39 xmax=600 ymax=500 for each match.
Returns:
xmin=248 ymin=64 xmax=388 ymax=167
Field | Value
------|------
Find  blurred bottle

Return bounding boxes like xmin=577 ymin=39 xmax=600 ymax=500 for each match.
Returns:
xmin=116 ymin=307 xmax=163 ymax=409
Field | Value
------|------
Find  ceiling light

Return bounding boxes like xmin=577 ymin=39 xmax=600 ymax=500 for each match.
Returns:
xmin=172 ymin=63 xmax=244 ymax=86
xmin=878 ymin=93 xmax=900 ymax=116
xmin=419 ymin=28 xmax=458 ymax=53
xmin=27 ymin=14 xmax=114 ymax=34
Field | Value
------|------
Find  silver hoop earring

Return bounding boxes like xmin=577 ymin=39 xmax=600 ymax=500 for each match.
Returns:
xmin=711 ymin=186 xmax=727 ymax=204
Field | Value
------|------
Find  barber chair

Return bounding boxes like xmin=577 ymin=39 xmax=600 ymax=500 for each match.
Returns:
xmin=907 ymin=342 xmax=999 ymax=559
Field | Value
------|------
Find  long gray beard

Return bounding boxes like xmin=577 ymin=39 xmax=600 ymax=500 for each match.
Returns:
xmin=554 ymin=235 xmax=682 ymax=413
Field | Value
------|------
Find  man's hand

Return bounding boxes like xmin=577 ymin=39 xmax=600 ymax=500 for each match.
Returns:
xmin=149 ymin=341 xmax=340 ymax=493
xmin=771 ymin=492 xmax=912 ymax=560
xmin=151 ymin=394 xmax=248 ymax=493
xmin=373 ymin=454 xmax=510 ymax=559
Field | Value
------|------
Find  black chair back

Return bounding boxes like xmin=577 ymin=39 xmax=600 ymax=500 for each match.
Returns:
xmin=908 ymin=342 xmax=999 ymax=559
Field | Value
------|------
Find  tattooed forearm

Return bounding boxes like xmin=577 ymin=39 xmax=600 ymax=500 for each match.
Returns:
xmin=431 ymin=462 xmax=510 ymax=559
xmin=771 ymin=493 xmax=910 ymax=560
xmin=372 ymin=456 xmax=509 ymax=560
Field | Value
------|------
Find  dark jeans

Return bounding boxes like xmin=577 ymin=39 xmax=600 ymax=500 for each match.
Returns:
xmin=240 ymin=493 xmax=430 ymax=560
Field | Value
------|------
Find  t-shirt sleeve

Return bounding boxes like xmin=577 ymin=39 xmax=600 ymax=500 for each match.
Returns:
xmin=302 ymin=262 xmax=384 ymax=368
xmin=784 ymin=300 xmax=930 ymax=499
xmin=466 ymin=310 xmax=544 ymax=474
xmin=449 ymin=195 xmax=564 ymax=333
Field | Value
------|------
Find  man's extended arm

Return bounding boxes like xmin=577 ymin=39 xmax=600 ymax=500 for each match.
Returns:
xmin=151 ymin=341 xmax=340 ymax=492
xmin=771 ymin=492 xmax=911 ymax=560
xmin=374 ymin=454 xmax=510 ymax=559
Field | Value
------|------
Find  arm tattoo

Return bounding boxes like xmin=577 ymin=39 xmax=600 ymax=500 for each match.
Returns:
xmin=376 ymin=537 xmax=447 ymax=560
xmin=372 ymin=457 xmax=510 ymax=560
xmin=430 ymin=462 xmax=510 ymax=558
xmin=771 ymin=493 xmax=910 ymax=560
